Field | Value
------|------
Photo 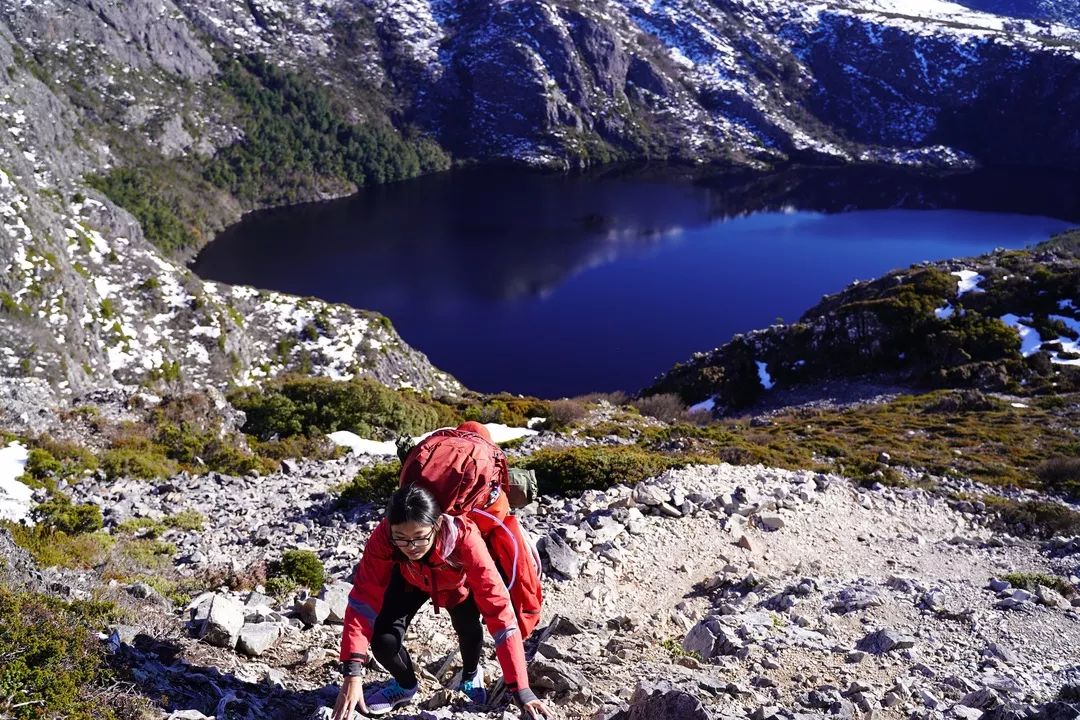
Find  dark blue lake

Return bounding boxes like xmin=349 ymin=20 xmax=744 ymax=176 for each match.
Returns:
xmin=191 ymin=166 xmax=1080 ymax=398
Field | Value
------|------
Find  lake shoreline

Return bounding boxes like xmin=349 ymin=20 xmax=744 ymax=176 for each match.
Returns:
xmin=191 ymin=165 xmax=1079 ymax=398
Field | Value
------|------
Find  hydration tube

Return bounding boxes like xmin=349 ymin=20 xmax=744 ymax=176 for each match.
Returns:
xmin=469 ymin=507 xmax=520 ymax=591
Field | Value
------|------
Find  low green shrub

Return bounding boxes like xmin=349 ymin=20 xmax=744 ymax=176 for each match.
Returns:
xmin=229 ymin=375 xmax=441 ymax=441
xmin=167 ymin=509 xmax=206 ymax=532
xmin=335 ymin=463 xmax=400 ymax=508
xmin=121 ymin=539 xmax=177 ymax=571
xmin=535 ymin=399 xmax=586 ymax=432
xmin=497 ymin=436 xmax=529 ymax=450
xmin=519 ymin=446 xmax=714 ymax=495
xmin=101 ymin=440 xmax=178 ymax=480
xmin=32 ymin=494 xmax=103 ymax=535
xmin=936 ymin=312 xmax=1022 ymax=363
xmin=660 ymin=637 xmax=701 ymax=660
xmin=264 ymin=576 xmax=298 ymax=600
xmin=129 ymin=576 xmax=194 ymax=607
xmin=921 ymin=389 xmax=1001 ymax=414
xmin=115 ymin=517 xmax=166 ymax=537
xmin=21 ymin=447 xmax=61 ymax=486
xmin=0 ymin=522 xmax=114 ymax=569
xmin=251 ymin=434 xmax=344 ymax=463
xmin=1035 ymin=457 xmax=1080 ymax=500
xmin=115 ymin=510 xmax=205 ymax=538
xmin=19 ymin=440 xmax=98 ymax=488
xmin=981 ymin=496 xmax=1080 ymax=539
xmin=153 ymin=419 xmax=268 ymax=476
xmin=630 ymin=393 xmax=687 ymax=423
xmin=0 ymin=585 xmax=122 ymax=719
xmin=276 ymin=549 xmax=325 ymax=590
xmin=1002 ymin=571 xmax=1076 ymax=598
xmin=462 ymin=395 xmax=552 ymax=429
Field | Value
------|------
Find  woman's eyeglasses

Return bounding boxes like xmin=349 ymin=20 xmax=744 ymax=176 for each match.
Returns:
xmin=390 ymin=528 xmax=436 ymax=548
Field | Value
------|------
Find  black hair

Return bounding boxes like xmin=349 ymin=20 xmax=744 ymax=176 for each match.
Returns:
xmin=387 ymin=484 xmax=442 ymax=526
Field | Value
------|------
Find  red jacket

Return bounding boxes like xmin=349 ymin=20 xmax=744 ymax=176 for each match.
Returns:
xmin=339 ymin=515 xmax=530 ymax=692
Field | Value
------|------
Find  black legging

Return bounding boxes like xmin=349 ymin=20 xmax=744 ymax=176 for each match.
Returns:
xmin=370 ymin=566 xmax=484 ymax=690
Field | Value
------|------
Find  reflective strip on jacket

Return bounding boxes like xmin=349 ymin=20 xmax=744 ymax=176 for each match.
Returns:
xmin=339 ymin=514 xmax=530 ymax=691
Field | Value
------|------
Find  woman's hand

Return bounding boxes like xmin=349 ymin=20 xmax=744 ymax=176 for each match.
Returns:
xmin=521 ymin=698 xmax=555 ymax=719
xmin=331 ymin=675 xmax=367 ymax=720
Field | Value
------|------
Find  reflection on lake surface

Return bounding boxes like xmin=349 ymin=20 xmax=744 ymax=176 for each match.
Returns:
xmin=192 ymin=166 xmax=1079 ymax=397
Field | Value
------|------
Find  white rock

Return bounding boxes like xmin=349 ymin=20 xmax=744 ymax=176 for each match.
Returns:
xmin=634 ymin=484 xmax=670 ymax=507
xmin=298 ymin=597 xmax=332 ymax=626
xmin=199 ymin=594 xmax=245 ymax=649
xmin=320 ymin=580 xmax=353 ymax=623
xmin=237 ymin=622 xmax=281 ymax=657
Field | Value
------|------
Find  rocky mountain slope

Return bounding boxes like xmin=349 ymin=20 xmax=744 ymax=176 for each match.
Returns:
xmin=2 ymin=0 xmax=1080 ymax=404
xmin=162 ymin=0 xmax=1080 ymax=169
xmin=2 ymin=399 xmax=1078 ymax=720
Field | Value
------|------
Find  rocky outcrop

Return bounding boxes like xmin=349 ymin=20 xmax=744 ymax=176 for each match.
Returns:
xmin=45 ymin=441 xmax=1080 ymax=720
xmin=0 ymin=0 xmax=463 ymax=401
xmin=646 ymin=231 xmax=1080 ymax=410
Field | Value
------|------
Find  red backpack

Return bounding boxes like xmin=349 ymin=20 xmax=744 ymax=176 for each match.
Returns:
xmin=399 ymin=425 xmax=543 ymax=639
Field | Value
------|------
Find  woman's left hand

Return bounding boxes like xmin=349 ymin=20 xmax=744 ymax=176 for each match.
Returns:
xmin=521 ymin=698 xmax=555 ymax=719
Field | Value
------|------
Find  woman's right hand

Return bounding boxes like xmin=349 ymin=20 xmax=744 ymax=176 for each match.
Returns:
xmin=331 ymin=675 xmax=367 ymax=720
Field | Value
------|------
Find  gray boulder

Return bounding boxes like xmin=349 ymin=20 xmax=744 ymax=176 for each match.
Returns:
xmin=198 ymin=594 xmax=245 ymax=649
xmin=831 ymin=586 xmax=883 ymax=613
xmin=961 ymin=688 xmax=1003 ymax=710
xmin=983 ymin=643 xmax=1018 ymax=664
xmin=1036 ymin=585 xmax=1069 ymax=609
xmin=245 ymin=590 xmax=276 ymax=609
xmin=529 ymin=657 xmax=587 ymax=694
xmin=628 ymin=680 xmax=711 ymax=720
xmin=543 ymin=532 xmax=581 ymax=579
xmin=759 ymin=515 xmax=785 ymax=531
xmin=858 ymin=629 xmax=916 ymax=654
xmin=634 ymin=484 xmax=670 ymax=507
xmin=237 ymin=622 xmax=281 ymax=657
xmin=683 ymin=616 xmax=743 ymax=658
xmin=320 ymin=580 xmax=354 ymax=624
xmin=298 ymin=597 xmax=332 ymax=627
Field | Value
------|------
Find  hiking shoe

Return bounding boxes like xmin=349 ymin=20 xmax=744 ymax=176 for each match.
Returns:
xmin=364 ymin=680 xmax=418 ymax=716
xmin=459 ymin=666 xmax=487 ymax=705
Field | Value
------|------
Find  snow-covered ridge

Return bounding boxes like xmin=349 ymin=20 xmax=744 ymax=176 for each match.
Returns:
xmin=148 ymin=0 xmax=1080 ymax=169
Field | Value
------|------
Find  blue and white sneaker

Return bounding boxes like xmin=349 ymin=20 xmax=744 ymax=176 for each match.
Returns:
xmin=458 ymin=666 xmax=487 ymax=705
xmin=365 ymin=680 xmax=418 ymax=716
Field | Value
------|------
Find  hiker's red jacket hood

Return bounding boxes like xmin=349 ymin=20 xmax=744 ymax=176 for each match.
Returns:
xmin=339 ymin=515 xmax=529 ymax=692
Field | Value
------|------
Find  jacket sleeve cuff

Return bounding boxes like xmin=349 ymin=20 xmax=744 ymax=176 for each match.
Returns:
xmin=342 ymin=652 xmax=369 ymax=676
xmin=342 ymin=660 xmax=366 ymax=677
xmin=514 ymin=688 xmax=539 ymax=706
